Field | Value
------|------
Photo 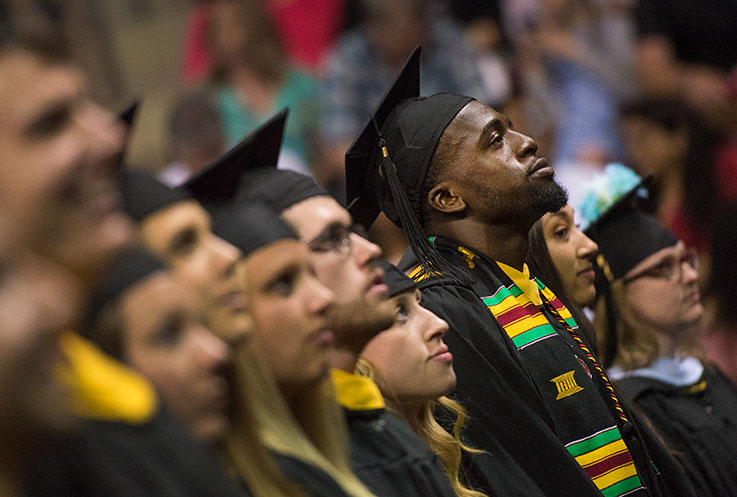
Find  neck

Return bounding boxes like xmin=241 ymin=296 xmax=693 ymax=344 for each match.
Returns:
xmin=433 ymin=217 xmax=532 ymax=270
xmin=328 ymin=347 xmax=359 ymax=372
xmin=655 ymin=323 xmax=696 ymax=359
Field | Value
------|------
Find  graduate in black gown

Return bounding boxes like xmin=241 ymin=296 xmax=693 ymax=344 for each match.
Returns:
xmin=582 ymin=175 xmax=737 ymax=497
xmin=185 ymin=112 xmax=461 ymax=497
xmin=359 ymin=261 xmax=493 ymax=497
xmin=343 ymin=46 xmax=696 ymax=497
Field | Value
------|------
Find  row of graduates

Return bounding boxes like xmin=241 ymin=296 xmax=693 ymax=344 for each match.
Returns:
xmin=10 ymin=30 xmax=737 ymax=497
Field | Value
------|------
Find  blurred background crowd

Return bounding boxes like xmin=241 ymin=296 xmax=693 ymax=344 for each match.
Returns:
xmin=3 ymin=0 xmax=737 ymax=358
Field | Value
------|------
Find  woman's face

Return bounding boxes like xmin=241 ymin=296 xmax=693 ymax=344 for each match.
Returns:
xmin=361 ymin=290 xmax=455 ymax=404
xmin=121 ymin=272 xmax=231 ymax=443
xmin=542 ymin=205 xmax=598 ymax=307
xmin=242 ymin=239 xmax=335 ymax=392
xmin=622 ymin=241 xmax=703 ymax=338
xmin=139 ymin=200 xmax=250 ymax=342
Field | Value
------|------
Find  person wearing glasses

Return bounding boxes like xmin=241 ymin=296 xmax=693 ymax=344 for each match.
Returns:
xmin=584 ymin=182 xmax=737 ymax=497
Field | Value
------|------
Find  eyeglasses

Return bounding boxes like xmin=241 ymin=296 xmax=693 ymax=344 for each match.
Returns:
xmin=623 ymin=248 xmax=699 ymax=284
xmin=307 ymin=223 xmax=369 ymax=254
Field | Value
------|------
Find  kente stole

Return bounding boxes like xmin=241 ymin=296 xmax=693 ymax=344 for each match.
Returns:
xmin=482 ymin=274 xmax=646 ymax=497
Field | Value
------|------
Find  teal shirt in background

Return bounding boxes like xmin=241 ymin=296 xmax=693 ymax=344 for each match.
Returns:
xmin=218 ymin=70 xmax=318 ymax=173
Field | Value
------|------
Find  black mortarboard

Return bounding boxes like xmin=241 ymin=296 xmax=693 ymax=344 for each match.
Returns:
xmin=209 ymin=203 xmax=298 ymax=259
xmin=237 ymin=168 xmax=327 ymax=213
xmin=378 ymin=261 xmax=416 ymax=297
xmin=182 ymin=110 xmax=288 ymax=211
xmin=345 ymin=46 xmax=474 ymax=284
xmin=119 ymin=101 xmax=139 ymax=128
xmin=117 ymin=101 xmax=139 ymax=166
xmin=120 ymin=170 xmax=192 ymax=223
xmin=584 ymin=177 xmax=676 ymax=281
xmin=80 ymin=245 xmax=166 ymax=337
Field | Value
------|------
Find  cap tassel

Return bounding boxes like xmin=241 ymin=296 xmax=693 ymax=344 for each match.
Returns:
xmin=371 ymin=115 xmax=474 ymax=286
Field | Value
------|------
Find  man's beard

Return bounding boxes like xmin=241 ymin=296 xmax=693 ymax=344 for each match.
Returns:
xmin=530 ymin=178 xmax=568 ymax=215
xmin=329 ymin=295 xmax=396 ymax=354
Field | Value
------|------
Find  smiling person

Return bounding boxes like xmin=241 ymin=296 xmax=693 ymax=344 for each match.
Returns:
xmin=344 ymin=47 xmax=695 ymax=497
xmin=0 ymin=24 xmax=246 ymax=497
xmin=527 ymin=204 xmax=599 ymax=347
xmin=584 ymin=187 xmax=737 ymax=497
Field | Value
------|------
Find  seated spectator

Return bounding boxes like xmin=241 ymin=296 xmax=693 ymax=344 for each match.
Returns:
xmin=208 ymin=0 xmax=319 ymax=175
xmin=619 ymin=98 xmax=737 ymax=254
xmin=319 ymin=0 xmax=500 ymax=196
xmin=158 ymin=89 xmax=227 ymax=187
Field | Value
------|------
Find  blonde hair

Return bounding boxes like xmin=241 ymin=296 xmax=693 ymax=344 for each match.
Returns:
xmin=356 ymin=359 xmax=487 ymax=497
xmin=230 ymin=263 xmax=377 ymax=497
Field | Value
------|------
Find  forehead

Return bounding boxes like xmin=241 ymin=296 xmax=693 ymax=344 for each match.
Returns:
xmin=627 ymin=241 xmax=682 ymax=275
xmin=448 ymin=101 xmax=509 ymax=136
xmin=244 ymin=239 xmax=305 ymax=283
xmin=282 ymin=196 xmax=351 ymax=241
xmin=0 ymin=51 xmax=82 ymax=130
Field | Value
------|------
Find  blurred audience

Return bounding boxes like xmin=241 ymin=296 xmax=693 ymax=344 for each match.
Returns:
xmin=318 ymin=0 xmax=507 ymax=197
xmin=208 ymin=0 xmax=319 ymax=175
xmin=700 ymin=202 xmax=737 ymax=387
xmin=619 ymin=98 xmax=737 ymax=255
xmin=159 ymin=89 xmax=227 ymax=187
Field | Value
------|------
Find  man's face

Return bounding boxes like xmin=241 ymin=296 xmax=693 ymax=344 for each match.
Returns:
xmin=0 ymin=50 xmax=132 ymax=286
xmin=436 ymin=101 xmax=567 ymax=227
xmin=281 ymin=196 xmax=396 ymax=352
xmin=138 ymin=201 xmax=250 ymax=343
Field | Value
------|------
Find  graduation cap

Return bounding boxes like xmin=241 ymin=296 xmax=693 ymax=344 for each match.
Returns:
xmin=582 ymin=172 xmax=677 ymax=366
xmin=378 ymin=260 xmax=416 ymax=298
xmin=80 ymin=245 xmax=167 ymax=341
xmin=208 ymin=203 xmax=298 ymax=259
xmin=182 ymin=109 xmax=326 ymax=214
xmin=183 ymin=110 xmax=287 ymax=210
xmin=117 ymin=101 xmax=139 ymax=166
xmin=345 ymin=46 xmax=474 ymax=284
xmin=120 ymin=170 xmax=192 ymax=223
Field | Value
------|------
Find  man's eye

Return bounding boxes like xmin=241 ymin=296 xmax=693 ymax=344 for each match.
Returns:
xmin=170 ymin=229 xmax=197 ymax=256
xmin=27 ymin=106 xmax=72 ymax=139
xmin=269 ymin=272 xmax=296 ymax=297
xmin=395 ymin=302 xmax=410 ymax=323
xmin=489 ymin=133 xmax=503 ymax=146
xmin=153 ymin=316 xmax=184 ymax=347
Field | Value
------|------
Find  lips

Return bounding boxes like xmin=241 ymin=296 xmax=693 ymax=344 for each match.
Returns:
xmin=310 ymin=327 xmax=335 ymax=346
xmin=367 ymin=270 xmax=389 ymax=297
xmin=429 ymin=344 xmax=453 ymax=362
xmin=527 ymin=157 xmax=553 ymax=176
xmin=577 ymin=266 xmax=595 ymax=279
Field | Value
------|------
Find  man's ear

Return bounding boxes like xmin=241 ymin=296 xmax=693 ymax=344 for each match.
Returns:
xmin=427 ymin=182 xmax=466 ymax=215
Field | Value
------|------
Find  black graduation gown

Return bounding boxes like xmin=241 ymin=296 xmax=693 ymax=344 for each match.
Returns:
xmin=614 ymin=364 xmax=737 ymax=497
xmin=272 ymin=452 xmax=353 ymax=497
xmin=345 ymin=407 xmax=458 ymax=497
xmin=401 ymin=237 xmax=696 ymax=497
xmin=27 ymin=406 xmax=249 ymax=497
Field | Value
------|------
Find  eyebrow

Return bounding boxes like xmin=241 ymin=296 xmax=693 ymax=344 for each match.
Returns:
xmin=478 ymin=116 xmax=512 ymax=148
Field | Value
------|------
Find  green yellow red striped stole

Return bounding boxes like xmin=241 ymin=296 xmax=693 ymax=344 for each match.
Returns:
xmin=566 ymin=426 xmax=644 ymax=497
xmin=483 ymin=278 xmax=644 ymax=496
